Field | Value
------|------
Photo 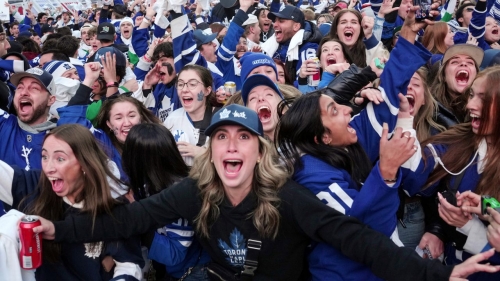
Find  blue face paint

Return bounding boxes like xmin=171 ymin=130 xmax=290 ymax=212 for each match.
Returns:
xmin=197 ymin=91 xmax=204 ymax=101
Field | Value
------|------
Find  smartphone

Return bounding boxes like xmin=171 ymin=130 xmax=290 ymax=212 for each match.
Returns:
xmin=374 ymin=58 xmax=385 ymax=69
xmin=436 ymin=190 xmax=457 ymax=207
xmin=413 ymin=0 xmax=432 ymax=21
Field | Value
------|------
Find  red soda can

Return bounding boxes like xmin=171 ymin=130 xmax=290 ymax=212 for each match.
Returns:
xmin=19 ymin=215 xmax=42 ymax=269
xmin=308 ymin=57 xmax=320 ymax=87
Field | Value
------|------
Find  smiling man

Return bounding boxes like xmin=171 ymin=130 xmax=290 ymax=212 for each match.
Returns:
xmin=261 ymin=5 xmax=322 ymax=82
xmin=0 ymin=68 xmax=56 ymax=171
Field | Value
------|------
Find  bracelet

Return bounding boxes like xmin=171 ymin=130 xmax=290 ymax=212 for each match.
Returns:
xmin=106 ymin=82 xmax=119 ymax=87
xmin=144 ymin=16 xmax=152 ymax=22
xmin=143 ymin=54 xmax=152 ymax=63
xmin=383 ymin=178 xmax=397 ymax=183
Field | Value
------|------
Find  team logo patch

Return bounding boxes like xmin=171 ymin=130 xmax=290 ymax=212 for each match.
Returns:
xmin=218 ymin=228 xmax=247 ymax=266
xmin=232 ymin=110 xmax=246 ymax=119
xmin=102 ymin=26 xmax=109 ymax=33
xmin=219 ymin=108 xmax=231 ymax=119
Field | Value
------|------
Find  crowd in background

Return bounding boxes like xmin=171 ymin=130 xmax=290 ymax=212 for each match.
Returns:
xmin=0 ymin=0 xmax=500 ymax=280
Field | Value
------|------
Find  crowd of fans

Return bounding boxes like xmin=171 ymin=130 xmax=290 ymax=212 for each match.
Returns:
xmin=0 ymin=0 xmax=500 ymax=280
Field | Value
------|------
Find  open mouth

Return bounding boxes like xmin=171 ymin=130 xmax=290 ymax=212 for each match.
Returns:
xmin=223 ymin=160 xmax=242 ymax=174
xmin=182 ymin=97 xmax=194 ymax=106
xmin=407 ymin=95 xmax=415 ymax=110
xmin=122 ymin=128 xmax=130 ymax=136
xmin=347 ymin=124 xmax=356 ymax=134
xmin=327 ymin=58 xmax=336 ymax=65
xmin=455 ymin=70 xmax=469 ymax=86
xmin=344 ymin=31 xmax=353 ymax=40
xmin=470 ymin=113 xmax=481 ymax=130
xmin=275 ymin=29 xmax=282 ymax=37
xmin=19 ymin=100 xmax=33 ymax=114
xmin=493 ymin=29 xmax=499 ymax=35
xmin=257 ymin=106 xmax=271 ymax=123
xmin=159 ymin=71 xmax=167 ymax=81
xmin=48 ymin=177 xmax=64 ymax=193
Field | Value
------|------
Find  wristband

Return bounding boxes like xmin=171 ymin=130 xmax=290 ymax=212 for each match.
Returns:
xmin=106 ymin=82 xmax=119 ymax=87
xmin=144 ymin=16 xmax=152 ymax=22
xmin=143 ymin=54 xmax=152 ymax=63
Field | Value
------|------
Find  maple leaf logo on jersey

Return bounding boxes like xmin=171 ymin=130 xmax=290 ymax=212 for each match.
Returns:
xmin=218 ymin=228 xmax=247 ymax=266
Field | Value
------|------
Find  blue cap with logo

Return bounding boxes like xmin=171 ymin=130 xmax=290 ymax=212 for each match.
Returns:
xmin=268 ymin=5 xmax=304 ymax=23
xmin=11 ymin=68 xmax=56 ymax=94
xmin=92 ymin=46 xmax=127 ymax=66
xmin=205 ymin=104 xmax=263 ymax=136
xmin=193 ymin=29 xmax=218 ymax=48
xmin=239 ymin=52 xmax=278 ymax=80
xmin=241 ymin=74 xmax=283 ymax=106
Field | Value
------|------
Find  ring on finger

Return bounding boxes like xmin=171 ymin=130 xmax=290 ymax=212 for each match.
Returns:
xmin=413 ymin=145 xmax=418 ymax=151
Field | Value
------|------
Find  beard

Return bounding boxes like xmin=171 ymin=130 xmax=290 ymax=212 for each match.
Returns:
xmin=15 ymin=98 xmax=49 ymax=125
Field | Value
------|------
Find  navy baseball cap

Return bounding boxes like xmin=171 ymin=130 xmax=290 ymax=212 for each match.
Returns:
xmin=268 ymin=5 xmax=304 ymax=23
xmin=193 ymin=29 xmax=218 ymax=48
xmin=41 ymin=23 xmax=54 ymax=34
xmin=92 ymin=46 xmax=127 ymax=66
xmin=97 ymin=22 xmax=116 ymax=41
xmin=11 ymin=68 xmax=56 ymax=94
xmin=241 ymin=74 xmax=283 ymax=106
xmin=205 ymin=104 xmax=263 ymax=136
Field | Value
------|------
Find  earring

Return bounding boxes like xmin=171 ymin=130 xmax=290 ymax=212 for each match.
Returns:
xmin=210 ymin=159 xmax=214 ymax=163
xmin=82 ymin=170 xmax=86 ymax=175
xmin=257 ymin=158 xmax=261 ymax=163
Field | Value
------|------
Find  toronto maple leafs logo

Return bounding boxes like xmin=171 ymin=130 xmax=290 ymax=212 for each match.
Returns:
xmin=219 ymin=108 xmax=231 ymax=119
xmin=84 ymin=241 xmax=103 ymax=259
xmin=218 ymin=228 xmax=247 ymax=266
xmin=173 ymin=130 xmax=185 ymax=142
xmin=232 ymin=110 xmax=246 ymax=119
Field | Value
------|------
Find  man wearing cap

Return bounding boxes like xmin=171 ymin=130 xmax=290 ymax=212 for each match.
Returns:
xmin=55 ymin=10 xmax=76 ymax=29
xmin=0 ymin=68 xmax=56 ymax=171
xmin=261 ymin=5 xmax=322 ymax=82
xmin=332 ymin=1 xmax=348 ymax=17
xmin=243 ymin=14 xmax=261 ymax=52
xmin=78 ymin=23 xmax=93 ymax=62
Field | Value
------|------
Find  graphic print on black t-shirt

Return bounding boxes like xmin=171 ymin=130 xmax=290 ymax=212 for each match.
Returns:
xmin=217 ymin=228 xmax=247 ymax=267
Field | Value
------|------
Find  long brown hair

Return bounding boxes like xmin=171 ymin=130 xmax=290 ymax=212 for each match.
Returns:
xmin=329 ymin=10 xmax=366 ymax=67
xmin=96 ymin=95 xmax=161 ymax=154
xmin=422 ymin=22 xmax=449 ymax=55
xmin=423 ymin=66 xmax=500 ymax=199
xmin=412 ymin=67 xmax=446 ymax=142
xmin=430 ymin=58 xmax=479 ymax=123
xmin=24 ymin=124 xmax=121 ymax=262
xmin=190 ymin=135 xmax=288 ymax=240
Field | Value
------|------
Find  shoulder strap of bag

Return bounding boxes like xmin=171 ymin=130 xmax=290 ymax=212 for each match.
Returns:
xmin=239 ymin=239 xmax=262 ymax=281
xmin=449 ymin=171 xmax=466 ymax=194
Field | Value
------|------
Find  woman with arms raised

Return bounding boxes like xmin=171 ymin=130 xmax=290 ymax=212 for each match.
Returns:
xmin=32 ymin=105 xmax=499 ymax=281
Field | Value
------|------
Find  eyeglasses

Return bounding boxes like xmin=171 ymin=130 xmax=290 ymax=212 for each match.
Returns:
xmin=176 ymin=79 xmax=203 ymax=90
